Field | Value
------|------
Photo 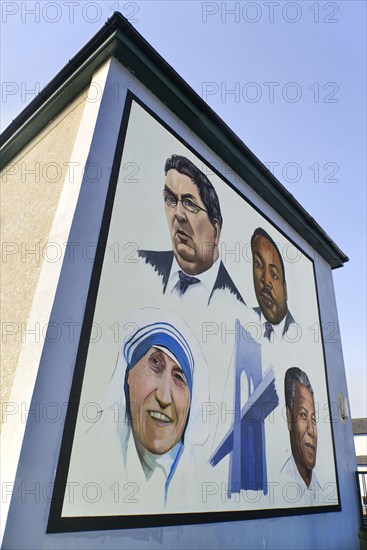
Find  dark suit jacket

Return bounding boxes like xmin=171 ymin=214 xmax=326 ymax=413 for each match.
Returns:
xmin=138 ymin=249 xmax=245 ymax=306
xmin=253 ymin=306 xmax=295 ymax=338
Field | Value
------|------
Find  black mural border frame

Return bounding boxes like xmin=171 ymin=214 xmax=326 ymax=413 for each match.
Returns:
xmin=47 ymin=90 xmax=341 ymax=533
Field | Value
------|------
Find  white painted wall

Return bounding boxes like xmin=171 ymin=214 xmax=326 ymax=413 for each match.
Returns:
xmin=355 ymin=435 xmax=367 ymax=458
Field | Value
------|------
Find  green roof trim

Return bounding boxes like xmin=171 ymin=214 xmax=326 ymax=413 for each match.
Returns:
xmin=0 ymin=12 xmax=348 ymax=268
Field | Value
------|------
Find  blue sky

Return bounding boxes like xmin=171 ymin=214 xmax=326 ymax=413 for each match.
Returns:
xmin=1 ymin=1 xmax=366 ymax=417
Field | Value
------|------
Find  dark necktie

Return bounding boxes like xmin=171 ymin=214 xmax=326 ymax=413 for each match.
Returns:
xmin=264 ymin=321 xmax=274 ymax=341
xmin=176 ymin=270 xmax=200 ymax=295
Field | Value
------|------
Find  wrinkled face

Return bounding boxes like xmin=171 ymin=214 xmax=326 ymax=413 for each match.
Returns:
xmin=128 ymin=347 xmax=191 ymax=455
xmin=163 ymin=169 xmax=220 ymax=275
xmin=252 ymin=234 xmax=288 ymax=325
xmin=287 ymin=383 xmax=318 ymax=486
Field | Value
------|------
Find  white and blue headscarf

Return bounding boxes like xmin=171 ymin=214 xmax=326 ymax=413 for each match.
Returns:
xmin=123 ymin=318 xmax=194 ymax=413
xmin=104 ymin=307 xmax=209 ymax=503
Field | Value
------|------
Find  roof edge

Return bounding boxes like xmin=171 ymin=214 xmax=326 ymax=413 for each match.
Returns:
xmin=0 ymin=12 xmax=348 ymax=269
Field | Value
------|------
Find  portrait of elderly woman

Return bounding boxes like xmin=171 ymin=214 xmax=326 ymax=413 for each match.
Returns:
xmin=72 ymin=307 xmax=210 ymax=512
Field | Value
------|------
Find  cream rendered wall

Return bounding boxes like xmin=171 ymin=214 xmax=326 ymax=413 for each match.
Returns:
xmin=1 ymin=94 xmax=86 ymax=421
xmin=355 ymin=435 xmax=367 ymax=457
xmin=1 ymin=59 xmax=113 ymax=544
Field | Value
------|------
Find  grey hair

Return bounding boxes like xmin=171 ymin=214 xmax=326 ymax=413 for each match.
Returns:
xmin=284 ymin=367 xmax=314 ymax=409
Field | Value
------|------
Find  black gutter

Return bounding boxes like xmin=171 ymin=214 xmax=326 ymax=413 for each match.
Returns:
xmin=0 ymin=12 xmax=348 ymax=268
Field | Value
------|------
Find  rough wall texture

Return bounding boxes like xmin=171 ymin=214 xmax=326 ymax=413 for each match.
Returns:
xmin=0 ymin=96 xmax=86 ymax=424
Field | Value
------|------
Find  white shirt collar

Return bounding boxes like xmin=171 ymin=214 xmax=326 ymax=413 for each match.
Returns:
xmin=134 ymin=435 xmax=180 ymax=481
xmin=258 ymin=310 xmax=287 ymax=342
xmin=166 ymin=254 xmax=221 ymax=298
xmin=290 ymin=454 xmax=318 ymax=492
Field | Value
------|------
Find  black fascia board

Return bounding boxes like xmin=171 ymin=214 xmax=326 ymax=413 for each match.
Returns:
xmin=0 ymin=12 xmax=348 ymax=268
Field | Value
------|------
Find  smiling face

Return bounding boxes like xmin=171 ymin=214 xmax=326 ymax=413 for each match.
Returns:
xmin=287 ymin=383 xmax=318 ymax=487
xmin=127 ymin=347 xmax=191 ymax=455
xmin=252 ymin=234 xmax=288 ymax=325
xmin=163 ymin=169 xmax=220 ymax=275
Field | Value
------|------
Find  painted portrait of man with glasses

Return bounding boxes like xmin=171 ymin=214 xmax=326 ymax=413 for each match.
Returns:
xmin=138 ymin=154 xmax=245 ymax=306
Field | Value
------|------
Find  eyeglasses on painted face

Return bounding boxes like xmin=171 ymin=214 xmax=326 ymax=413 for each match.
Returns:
xmin=163 ymin=193 xmax=208 ymax=215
